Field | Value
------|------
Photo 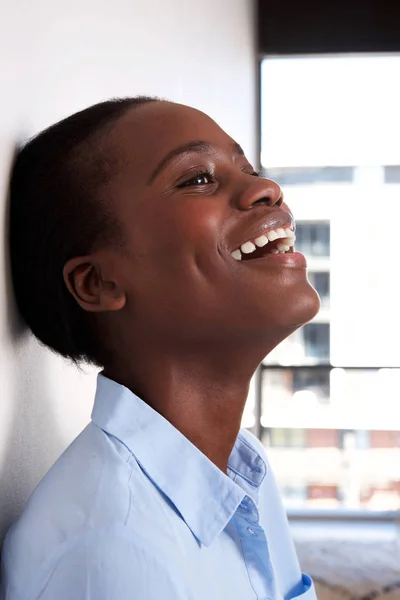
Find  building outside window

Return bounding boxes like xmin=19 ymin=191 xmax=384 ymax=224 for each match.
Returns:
xmin=244 ymin=54 xmax=400 ymax=513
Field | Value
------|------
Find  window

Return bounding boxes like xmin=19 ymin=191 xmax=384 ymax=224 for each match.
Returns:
xmin=303 ymin=323 xmax=330 ymax=361
xmin=355 ymin=430 xmax=370 ymax=450
xmin=263 ymin=321 xmax=330 ymax=367
xmin=262 ymin=367 xmax=331 ymax=410
xmin=295 ymin=222 xmax=330 ymax=258
xmin=384 ymin=165 xmax=400 ymax=184
xmin=292 ymin=369 xmax=330 ymax=403
xmin=308 ymin=272 xmax=330 ymax=309
xmin=265 ymin=428 xmax=306 ymax=448
xmin=247 ymin=54 xmax=400 ymax=513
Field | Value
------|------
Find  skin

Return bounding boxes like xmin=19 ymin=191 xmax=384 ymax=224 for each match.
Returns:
xmin=64 ymin=101 xmax=320 ymax=472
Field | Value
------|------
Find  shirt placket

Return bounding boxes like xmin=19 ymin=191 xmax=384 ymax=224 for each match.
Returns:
xmin=235 ymin=496 xmax=279 ymax=600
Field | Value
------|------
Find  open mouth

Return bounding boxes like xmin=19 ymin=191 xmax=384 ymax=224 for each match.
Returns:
xmin=231 ymin=227 xmax=295 ymax=261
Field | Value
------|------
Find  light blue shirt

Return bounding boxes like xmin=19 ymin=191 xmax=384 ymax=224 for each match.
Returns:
xmin=1 ymin=374 xmax=316 ymax=600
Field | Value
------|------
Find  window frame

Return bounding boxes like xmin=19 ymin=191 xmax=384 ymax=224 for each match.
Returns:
xmin=256 ymin=54 xmax=400 ymax=522
xmin=254 ymin=364 xmax=400 ymax=522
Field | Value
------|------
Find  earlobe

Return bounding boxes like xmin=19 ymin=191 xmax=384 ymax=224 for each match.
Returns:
xmin=63 ymin=256 xmax=126 ymax=313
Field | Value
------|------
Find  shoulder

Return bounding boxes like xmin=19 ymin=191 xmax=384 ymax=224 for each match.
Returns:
xmin=17 ymin=422 xmax=134 ymax=527
xmin=2 ymin=424 xmax=136 ymax=590
xmin=2 ymin=526 xmax=188 ymax=600
xmin=3 ymin=421 xmax=188 ymax=598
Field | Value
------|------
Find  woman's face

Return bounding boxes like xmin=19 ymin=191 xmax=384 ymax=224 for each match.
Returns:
xmin=88 ymin=102 xmax=320 ymax=351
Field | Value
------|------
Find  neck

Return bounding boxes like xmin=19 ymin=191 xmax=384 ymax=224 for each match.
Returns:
xmin=103 ymin=338 xmax=278 ymax=473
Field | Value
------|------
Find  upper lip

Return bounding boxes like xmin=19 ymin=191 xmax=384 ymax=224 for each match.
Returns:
xmin=228 ymin=210 xmax=295 ymax=252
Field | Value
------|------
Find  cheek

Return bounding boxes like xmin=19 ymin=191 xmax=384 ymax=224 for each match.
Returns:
xmin=132 ymin=201 xmax=224 ymax=278
xmin=121 ymin=216 xmax=226 ymax=331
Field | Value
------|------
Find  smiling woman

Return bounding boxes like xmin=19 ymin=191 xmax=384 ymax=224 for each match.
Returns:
xmin=1 ymin=98 xmax=320 ymax=600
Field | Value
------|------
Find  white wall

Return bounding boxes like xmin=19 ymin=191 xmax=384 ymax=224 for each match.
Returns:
xmin=0 ymin=0 xmax=256 ymax=542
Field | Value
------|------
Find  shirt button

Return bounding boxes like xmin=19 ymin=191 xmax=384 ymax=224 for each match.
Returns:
xmin=247 ymin=527 xmax=255 ymax=535
xmin=240 ymin=501 xmax=248 ymax=510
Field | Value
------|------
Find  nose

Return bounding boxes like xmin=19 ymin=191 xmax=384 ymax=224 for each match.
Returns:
xmin=235 ymin=176 xmax=283 ymax=210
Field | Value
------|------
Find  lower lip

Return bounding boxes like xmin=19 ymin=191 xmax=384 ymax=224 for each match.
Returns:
xmin=245 ymin=252 xmax=307 ymax=268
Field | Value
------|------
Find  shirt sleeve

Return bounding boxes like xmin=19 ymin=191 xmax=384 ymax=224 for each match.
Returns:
xmin=34 ymin=530 xmax=189 ymax=600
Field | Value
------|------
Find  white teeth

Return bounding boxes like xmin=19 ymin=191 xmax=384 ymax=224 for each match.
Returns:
xmin=267 ymin=230 xmax=280 ymax=242
xmin=282 ymin=236 xmax=295 ymax=247
xmin=254 ymin=235 xmax=269 ymax=247
xmin=231 ymin=249 xmax=242 ymax=261
xmin=233 ymin=225 xmax=295 ymax=260
xmin=277 ymin=243 xmax=290 ymax=252
xmin=241 ymin=241 xmax=256 ymax=254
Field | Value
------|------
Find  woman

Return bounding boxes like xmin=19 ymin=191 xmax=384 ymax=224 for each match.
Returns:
xmin=1 ymin=97 xmax=320 ymax=599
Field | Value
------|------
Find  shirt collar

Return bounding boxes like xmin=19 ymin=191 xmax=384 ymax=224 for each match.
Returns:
xmin=91 ymin=374 xmax=267 ymax=547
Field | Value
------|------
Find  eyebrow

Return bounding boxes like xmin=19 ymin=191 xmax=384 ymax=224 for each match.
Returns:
xmin=147 ymin=140 xmax=245 ymax=184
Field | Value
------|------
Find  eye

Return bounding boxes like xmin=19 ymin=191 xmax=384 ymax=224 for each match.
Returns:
xmin=179 ymin=172 xmax=215 ymax=187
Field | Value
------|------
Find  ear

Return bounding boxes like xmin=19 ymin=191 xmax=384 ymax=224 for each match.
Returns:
xmin=63 ymin=254 xmax=126 ymax=313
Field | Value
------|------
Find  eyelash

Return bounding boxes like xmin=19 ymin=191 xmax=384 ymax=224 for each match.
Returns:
xmin=179 ymin=169 xmax=261 ymax=188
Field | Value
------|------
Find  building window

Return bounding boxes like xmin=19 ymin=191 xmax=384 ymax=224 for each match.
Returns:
xmin=292 ymin=368 xmax=330 ymax=405
xmin=308 ymin=272 xmax=330 ymax=309
xmin=264 ymin=428 xmax=306 ymax=448
xmin=384 ymin=165 xmax=400 ymax=184
xmin=302 ymin=323 xmax=330 ymax=361
xmin=261 ymin=368 xmax=331 ymax=416
xmin=295 ymin=222 xmax=330 ymax=258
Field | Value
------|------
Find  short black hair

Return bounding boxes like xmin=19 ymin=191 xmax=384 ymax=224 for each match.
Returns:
xmin=9 ymin=96 xmax=157 ymax=366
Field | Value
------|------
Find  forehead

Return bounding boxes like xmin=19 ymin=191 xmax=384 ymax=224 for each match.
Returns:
xmin=108 ymin=102 xmax=235 ymax=177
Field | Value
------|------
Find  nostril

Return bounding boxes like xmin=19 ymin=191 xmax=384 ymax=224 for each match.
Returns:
xmin=276 ymin=193 xmax=284 ymax=207
xmin=253 ymin=196 xmax=272 ymax=206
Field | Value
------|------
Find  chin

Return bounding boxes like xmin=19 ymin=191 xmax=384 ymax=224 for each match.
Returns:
xmin=259 ymin=280 xmax=321 ymax=334
xmin=283 ymin=282 xmax=321 ymax=329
